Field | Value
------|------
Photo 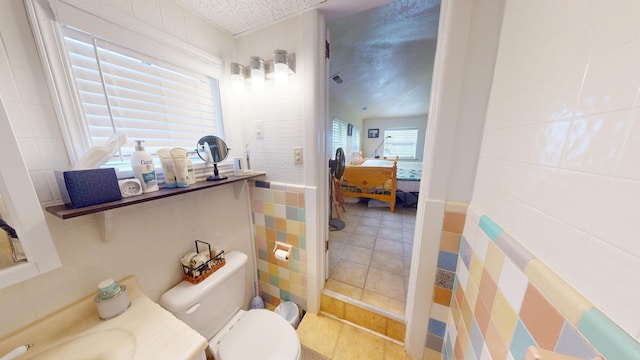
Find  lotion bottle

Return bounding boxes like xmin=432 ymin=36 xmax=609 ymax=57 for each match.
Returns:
xmin=131 ymin=140 xmax=158 ymax=193
xmin=186 ymin=158 xmax=196 ymax=184
xmin=157 ymin=148 xmax=177 ymax=188
xmin=170 ymin=148 xmax=189 ymax=187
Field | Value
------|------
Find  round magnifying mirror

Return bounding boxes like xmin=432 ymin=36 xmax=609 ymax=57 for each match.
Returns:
xmin=196 ymin=135 xmax=230 ymax=181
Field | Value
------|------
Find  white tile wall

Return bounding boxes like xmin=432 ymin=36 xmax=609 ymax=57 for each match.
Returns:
xmin=472 ymin=0 xmax=640 ymax=339
xmin=233 ymin=15 xmax=307 ymax=185
xmin=0 ymin=0 xmax=251 ymax=339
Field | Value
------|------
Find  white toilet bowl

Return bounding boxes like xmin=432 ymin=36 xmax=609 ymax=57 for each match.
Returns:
xmin=210 ymin=309 xmax=300 ymax=360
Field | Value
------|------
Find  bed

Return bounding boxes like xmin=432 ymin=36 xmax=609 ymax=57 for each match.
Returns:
xmin=339 ymin=157 xmax=398 ymax=212
xmin=339 ymin=158 xmax=422 ymax=212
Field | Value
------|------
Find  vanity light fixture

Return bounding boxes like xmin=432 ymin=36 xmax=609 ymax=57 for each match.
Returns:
xmin=273 ymin=49 xmax=289 ymax=89
xmin=230 ymin=62 xmax=245 ymax=93
xmin=249 ymin=56 xmax=265 ymax=90
xmin=231 ymin=50 xmax=296 ymax=92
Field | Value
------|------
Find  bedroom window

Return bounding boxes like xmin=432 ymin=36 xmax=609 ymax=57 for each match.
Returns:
xmin=351 ymin=126 xmax=360 ymax=152
xmin=332 ymin=118 xmax=348 ymax=156
xmin=383 ymin=128 xmax=419 ymax=159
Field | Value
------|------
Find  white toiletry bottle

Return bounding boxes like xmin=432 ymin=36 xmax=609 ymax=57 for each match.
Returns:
xmin=131 ymin=140 xmax=159 ymax=193
xmin=186 ymin=158 xmax=196 ymax=184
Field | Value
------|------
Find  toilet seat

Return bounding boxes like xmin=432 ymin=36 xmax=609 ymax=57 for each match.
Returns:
xmin=212 ymin=309 xmax=300 ymax=360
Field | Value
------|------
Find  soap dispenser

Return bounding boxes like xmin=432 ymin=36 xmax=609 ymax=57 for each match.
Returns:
xmin=131 ymin=140 xmax=159 ymax=193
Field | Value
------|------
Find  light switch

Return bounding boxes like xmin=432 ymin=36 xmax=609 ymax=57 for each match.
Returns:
xmin=293 ymin=147 xmax=303 ymax=164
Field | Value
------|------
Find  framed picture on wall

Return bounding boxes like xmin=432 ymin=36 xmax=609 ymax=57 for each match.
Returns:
xmin=368 ymin=128 xmax=379 ymax=138
xmin=347 ymin=123 xmax=353 ymax=136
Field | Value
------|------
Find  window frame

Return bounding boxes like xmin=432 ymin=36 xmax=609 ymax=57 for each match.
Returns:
xmin=383 ymin=128 xmax=419 ymax=159
xmin=26 ymin=0 xmax=224 ymax=168
xmin=331 ymin=118 xmax=348 ymax=157
xmin=351 ymin=126 xmax=360 ymax=152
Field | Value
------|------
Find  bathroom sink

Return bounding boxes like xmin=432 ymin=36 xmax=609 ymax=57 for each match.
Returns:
xmin=29 ymin=328 xmax=136 ymax=359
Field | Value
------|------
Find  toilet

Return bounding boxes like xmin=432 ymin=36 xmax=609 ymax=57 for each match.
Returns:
xmin=160 ymin=251 xmax=300 ymax=360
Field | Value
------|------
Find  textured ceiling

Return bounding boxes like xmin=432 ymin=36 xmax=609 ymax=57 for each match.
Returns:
xmin=179 ymin=0 xmax=327 ymax=35
xmin=328 ymin=0 xmax=441 ymax=120
xmin=178 ymin=0 xmax=441 ymax=120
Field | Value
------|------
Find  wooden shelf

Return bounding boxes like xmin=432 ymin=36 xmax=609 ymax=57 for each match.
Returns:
xmin=46 ymin=172 xmax=265 ymax=220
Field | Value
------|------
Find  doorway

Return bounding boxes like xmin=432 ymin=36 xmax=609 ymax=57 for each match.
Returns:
xmin=325 ymin=0 xmax=441 ymax=317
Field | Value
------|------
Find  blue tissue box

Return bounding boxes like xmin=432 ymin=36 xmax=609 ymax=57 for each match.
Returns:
xmin=55 ymin=168 xmax=122 ymax=208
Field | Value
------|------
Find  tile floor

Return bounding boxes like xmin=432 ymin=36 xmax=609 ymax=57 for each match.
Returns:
xmin=297 ymin=313 xmax=443 ymax=360
xmin=328 ymin=201 xmax=416 ymax=316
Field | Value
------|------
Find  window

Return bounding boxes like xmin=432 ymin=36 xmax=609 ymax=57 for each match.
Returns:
xmin=62 ymin=27 xmax=223 ymax=162
xmin=383 ymin=128 xmax=419 ymax=159
xmin=351 ymin=126 xmax=360 ymax=152
xmin=332 ymin=118 xmax=348 ymax=157
xmin=26 ymin=0 xmax=224 ymax=168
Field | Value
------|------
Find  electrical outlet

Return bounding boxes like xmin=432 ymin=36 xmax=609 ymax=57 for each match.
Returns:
xmin=293 ymin=147 xmax=303 ymax=164
xmin=256 ymin=122 xmax=264 ymax=139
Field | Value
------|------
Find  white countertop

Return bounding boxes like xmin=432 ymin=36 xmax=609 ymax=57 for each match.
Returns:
xmin=0 ymin=276 xmax=207 ymax=360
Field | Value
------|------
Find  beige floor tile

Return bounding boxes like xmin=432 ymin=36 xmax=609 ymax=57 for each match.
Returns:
xmin=402 ymin=230 xmax=414 ymax=243
xmin=377 ymin=227 xmax=403 ymax=242
xmin=361 ymin=208 xmax=384 ymax=219
xmin=385 ymin=342 xmax=412 ymax=360
xmin=325 ymin=279 xmax=364 ymax=300
xmin=328 ymin=201 xmax=416 ymax=316
xmin=403 ymin=243 xmax=413 ymax=258
xmin=329 ymin=241 xmax=346 ymax=258
xmin=350 ymin=233 xmax=377 ymax=249
xmin=365 ymin=267 xmax=406 ymax=301
xmin=354 ymin=224 xmax=379 ymax=236
xmin=332 ymin=323 xmax=386 ymax=360
xmin=381 ymin=211 xmax=404 ymax=220
xmin=361 ymin=290 xmax=405 ymax=316
xmin=342 ymin=212 xmax=362 ymax=223
xmin=380 ymin=219 xmax=403 ymax=230
xmin=374 ymin=239 xmax=403 ymax=256
xmin=345 ymin=205 xmax=366 ymax=216
xmin=371 ymin=250 xmax=404 ymax=274
xmin=297 ymin=313 xmax=344 ymax=358
xmin=342 ymin=222 xmax=358 ymax=233
xmin=331 ymin=230 xmax=352 ymax=242
xmin=330 ymin=259 xmax=369 ymax=288
xmin=342 ymin=244 xmax=373 ymax=265
xmin=360 ymin=216 xmax=383 ymax=226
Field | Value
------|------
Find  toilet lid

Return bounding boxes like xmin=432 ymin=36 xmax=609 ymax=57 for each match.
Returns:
xmin=218 ymin=309 xmax=300 ymax=360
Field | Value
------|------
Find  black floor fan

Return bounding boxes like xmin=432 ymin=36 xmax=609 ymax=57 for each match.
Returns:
xmin=329 ymin=147 xmax=346 ymax=231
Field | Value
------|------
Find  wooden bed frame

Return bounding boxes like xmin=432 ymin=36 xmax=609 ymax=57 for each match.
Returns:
xmin=339 ymin=157 xmax=398 ymax=212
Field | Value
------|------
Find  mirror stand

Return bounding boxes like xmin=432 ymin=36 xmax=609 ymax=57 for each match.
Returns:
xmin=207 ymin=163 xmax=227 ymax=181
xmin=197 ymin=135 xmax=230 ymax=182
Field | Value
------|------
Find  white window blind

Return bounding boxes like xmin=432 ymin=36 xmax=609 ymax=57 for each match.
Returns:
xmin=352 ymin=126 xmax=360 ymax=152
xmin=384 ymin=128 xmax=419 ymax=159
xmin=61 ymin=26 xmax=222 ymax=160
xmin=332 ymin=119 xmax=348 ymax=157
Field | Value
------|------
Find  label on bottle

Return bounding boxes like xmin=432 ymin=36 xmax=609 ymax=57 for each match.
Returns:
xmin=142 ymin=170 xmax=157 ymax=187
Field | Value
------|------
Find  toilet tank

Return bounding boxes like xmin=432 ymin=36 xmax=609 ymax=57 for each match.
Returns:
xmin=160 ymin=251 xmax=248 ymax=340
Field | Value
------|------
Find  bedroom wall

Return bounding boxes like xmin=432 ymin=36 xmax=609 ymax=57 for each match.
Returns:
xmin=362 ymin=115 xmax=428 ymax=160
xmin=329 ymin=97 xmax=362 ymax=155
